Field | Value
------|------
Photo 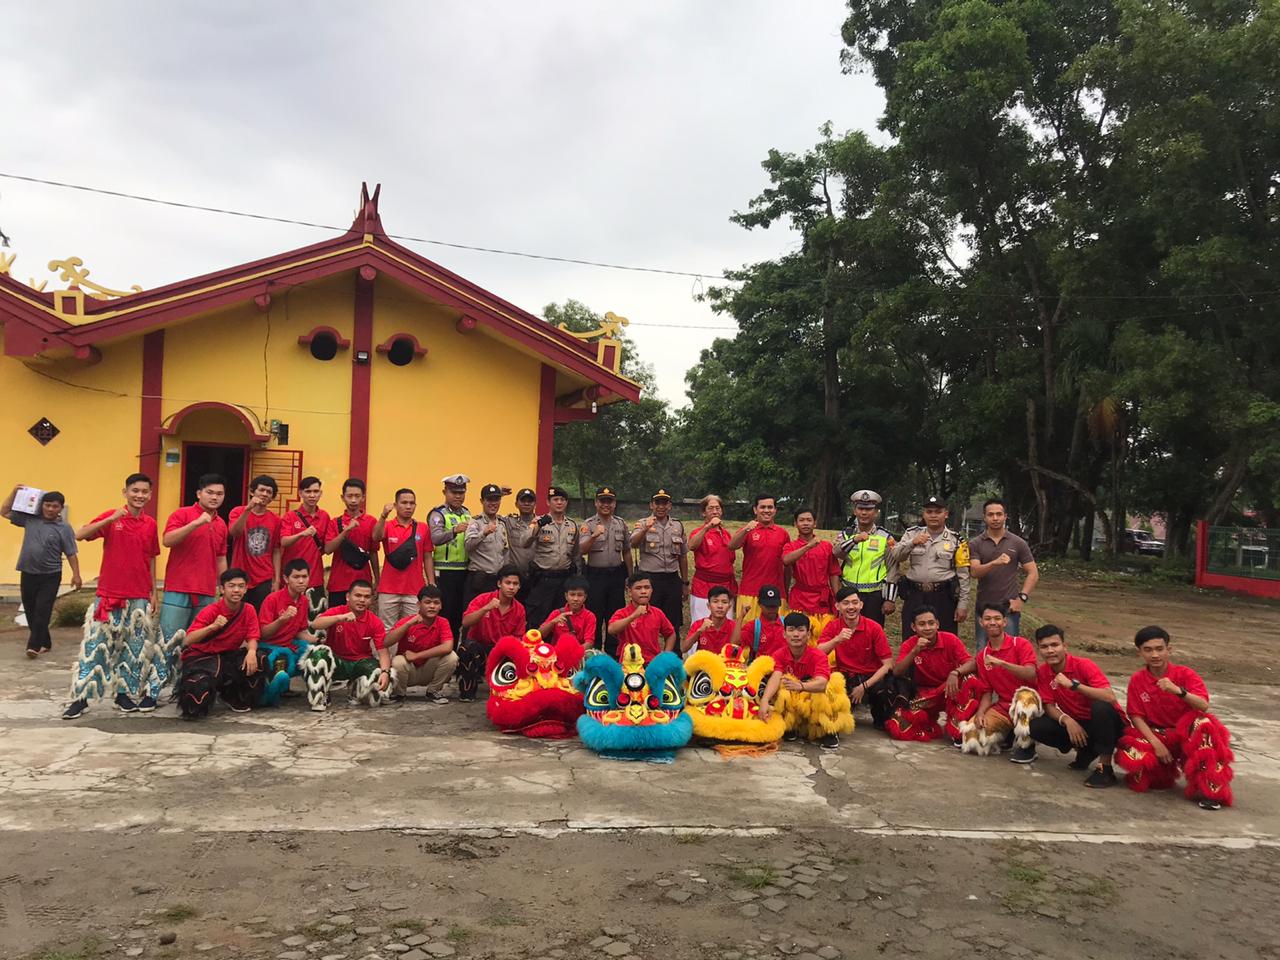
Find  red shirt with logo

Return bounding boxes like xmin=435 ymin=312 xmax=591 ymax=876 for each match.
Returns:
xmin=324 ymin=512 xmax=378 ymax=592
xmin=821 ymin=616 xmax=892 ymax=675
xmin=975 ymin=634 xmax=1037 ymax=708
xmin=739 ymin=524 xmax=790 ymax=596
xmin=897 ymin=631 xmax=971 ymax=689
xmin=87 ymin=510 xmax=160 ymax=600
xmin=546 ymin=606 xmax=597 ymax=647
xmin=378 ymin=518 xmax=428 ymax=595
xmin=228 ymin=507 xmax=281 ymax=587
xmin=259 ymin=587 xmax=311 ymax=650
xmin=162 ymin=505 xmax=227 ymax=597
xmin=393 ymin=614 xmax=454 ymax=656
xmin=1036 ymin=655 xmax=1121 ymax=723
xmin=282 ymin=507 xmax=330 ymax=588
xmin=741 ymin=616 xmax=786 ymax=658
xmin=324 ymin=605 xmax=387 ymax=662
xmin=786 ymin=538 xmax=840 ymax=615
xmin=688 ymin=616 xmax=736 ymax=655
xmin=609 ymin=603 xmax=675 ymax=661
xmin=689 ymin=523 xmax=737 ymax=597
xmin=464 ymin=591 xmax=527 ymax=646
xmin=771 ymin=643 xmax=831 ymax=681
xmin=183 ymin=598 xmax=261 ymax=660
xmin=1125 ymin=664 xmax=1209 ymax=728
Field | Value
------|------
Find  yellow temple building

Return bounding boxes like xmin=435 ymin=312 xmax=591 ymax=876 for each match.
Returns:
xmin=0 ymin=184 xmax=639 ymax=580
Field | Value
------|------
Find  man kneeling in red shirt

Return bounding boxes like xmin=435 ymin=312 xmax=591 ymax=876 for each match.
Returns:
xmin=817 ymin=587 xmax=893 ymax=728
xmin=177 ymin=567 xmax=264 ymax=719
xmin=302 ymin=580 xmax=393 ymax=711
xmin=761 ymin=613 xmax=854 ymax=749
xmin=884 ymin=605 xmax=975 ymax=742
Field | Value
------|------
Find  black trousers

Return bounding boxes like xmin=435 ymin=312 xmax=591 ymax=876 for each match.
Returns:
xmin=463 ymin=569 xmax=499 ymax=613
xmin=857 ymin=589 xmax=887 ymax=627
xmin=646 ymin=571 xmax=684 ymax=635
xmin=1029 ymin=700 xmax=1125 ymax=763
xmin=525 ymin=567 xmax=573 ymax=632
xmin=455 ymin=637 xmax=488 ymax=700
xmin=327 ymin=590 xmax=348 ymax=610
xmin=585 ymin=565 xmax=627 ymax=652
xmin=245 ymin=580 xmax=272 ymax=612
xmin=178 ymin=650 xmax=265 ymax=718
xmin=20 ymin=571 xmax=61 ymax=651
xmin=841 ymin=671 xmax=895 ymax=729
xmin=900 ymin=581 xmax=959 ymax=635
xmin=437 ymin=569 xmax=467 ymax=637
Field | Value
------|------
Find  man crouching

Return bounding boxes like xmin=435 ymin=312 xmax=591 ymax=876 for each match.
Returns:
xmin=761 ymin=613 xmax=854 ymax=751
xmin=302 ymin=580 xmax=393 ymax=711
xmin=178 ymin=567 xmax=265 ymax=718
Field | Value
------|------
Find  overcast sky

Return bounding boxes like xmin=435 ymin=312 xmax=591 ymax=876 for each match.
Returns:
xmin=1 ymin=2 xmax=884 ymax=406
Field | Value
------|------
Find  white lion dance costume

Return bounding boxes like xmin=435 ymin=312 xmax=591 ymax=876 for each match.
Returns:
xmin=69 ymin=599 xmax=164 ymax=709
xmin=958 ymin=686 xmax=1042 ymax=755
xmin=299 ymin=645 xmax=394 ymax=712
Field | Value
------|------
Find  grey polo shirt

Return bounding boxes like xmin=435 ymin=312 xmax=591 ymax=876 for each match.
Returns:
xmin=10 ymin=513 xmax=77 ymax=575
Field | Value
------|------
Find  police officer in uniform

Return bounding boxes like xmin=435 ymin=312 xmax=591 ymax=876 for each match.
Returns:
xmin=629 ymin=489 xmax=688 ymax=636
xmin=427 ymin=474 xmax=472 ymax=636
xmin=836 ymin=489 xmax=898 ymax=628
xmin=523 ymin=486 xmax=579 ymax=630
xmin=890 ymin=495 xmax=971 ymax=635
xmin=579 ymin=485 xmax=631 ymax=652
xmin=502 ymin=487 xmax=538 ymax=603
xmin=462 ymin=483 xmax=511 ymax=608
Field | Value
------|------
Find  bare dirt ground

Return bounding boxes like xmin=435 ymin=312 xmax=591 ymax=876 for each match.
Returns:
xmin=1 ymin=577 xmax=1278 ymax=960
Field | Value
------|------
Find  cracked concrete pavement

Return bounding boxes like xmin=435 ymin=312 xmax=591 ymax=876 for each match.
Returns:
xmin=2 ymin=636 xmax=1278 ymax=844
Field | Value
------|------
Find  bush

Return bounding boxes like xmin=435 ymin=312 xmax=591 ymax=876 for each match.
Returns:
xmin=51 ymin=592 xmax=93 ymax=628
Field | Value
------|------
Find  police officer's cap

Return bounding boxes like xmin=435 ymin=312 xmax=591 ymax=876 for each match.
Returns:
xmin=515 ymin=487 xmax=537 ymax=501
xmin=548 ymin=486 xmax=569 ymax=499
xmin=595 ymin=486 xmax=617 ymax=499
xmin=850 ymin=489 xmax=882 ymax=507
xmin=922 ymin=495 xmax=948 ymax=510
xmin=651 ymin=489 xmax=673 ymax=502
xmin=757 ymin=584 xmax=783 ymax=607
xmin=480 ymin=483 xmax=504 ymax=500
xmin=442 ymin=473 xmax=470 ymax=489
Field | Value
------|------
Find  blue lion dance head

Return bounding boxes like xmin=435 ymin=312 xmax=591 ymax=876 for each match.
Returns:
xmin=573 ymin=643 xmax=693 ymax=762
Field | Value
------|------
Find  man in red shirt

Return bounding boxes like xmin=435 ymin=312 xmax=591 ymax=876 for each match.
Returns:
xmin=323 ymin=478 xmax=380 ymax=610
xmin=687 ymin=494 xmax=736 ymax=624
xmin=608 ymin=572 xmax=676 ymax=663
xmin=63 ymin=473 xmax=162 ymax=720
xmin=228 ymin=474 xmax=283 ymax=611
xmin=731 ymin=585 xmax=786 ymax=658
xmin=1116 ymin=625 xmax=1235 ymax=810
xmin=303 ymin=580 xmax=392 ymax=710
xmin=729 ymin=494 xmax=790 ymax=622
xmin=680 ymin=585 xmax=735 ymax=655
xmin=539 ymin=576 xmax=597 ymax=649
xmin=962 ymin=603 xmax=1039 ymax=756
xmin=1024 ymin=625 xmax=1123 ymax=787
xmin=388 ymin=584 xmax=457 ymax=703
xmin=279 ymin=476 xmax=330 ymax=618
xmin=176 ymin=567 xmax=264 ymax=718
xmin=761 ymin=613 xmax=853 ymax=749
xmin=783 ymin=507 xmax=841 ymax=634
xmin=373 ymin=488 xmax=431 ymax=629
xmin=257 ymin=558 xmax=323 ymax=706
xmin=458 ymin=566 xmax=527 ymax=701
xmin=884 ymin=605 xmax=975 ymax=742
xmin=818 ymin=587 xmax=894 ymax=728
xmin=158 ymin=472 xmax=228 ymax=695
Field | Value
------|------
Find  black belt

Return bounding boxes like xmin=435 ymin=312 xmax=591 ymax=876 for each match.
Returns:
xmin=585 ymin=564 xmax=627 ymax=574
xmin=641 ymin=570 xmax=682 ymax=578
xmin=904 ymin=579 xmax=953 ymax=593
xmin=533 ymin=566 xmax=573 ymax=577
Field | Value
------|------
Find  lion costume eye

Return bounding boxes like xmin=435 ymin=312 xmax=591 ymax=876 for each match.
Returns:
xmin=660 ymin=676 xmax=683 ymax=708
xmin=490 ymin=660 xmax=518 ymax=688
xmin=586 ymin=678 xmax=612 ymax=709
xmin=689 ymin=672 xmax=714 ymax=700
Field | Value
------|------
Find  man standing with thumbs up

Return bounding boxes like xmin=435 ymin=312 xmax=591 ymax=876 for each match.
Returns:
xmin=968 ymin=498 xmax=1038 ymax=647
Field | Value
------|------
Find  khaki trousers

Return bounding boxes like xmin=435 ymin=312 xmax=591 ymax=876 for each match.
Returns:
xmin=378 ymin=593 xmax=420 ymax=632
xmin=391 ymin=652 xmax=458 ymax=696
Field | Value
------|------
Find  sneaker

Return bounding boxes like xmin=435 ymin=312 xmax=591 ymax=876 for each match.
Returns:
xmin=783 ymin=730 xmax=800 ymax=742
xmin=115 ymin=693 xmax=139 ymax=714
xmin=428 ymin=691 xmax=450 ymax=704
xmin=1197 ymin=798 xmax=1223 ymax=811
xmin=62 ymin=699 xmax=89 ymax=720
xmin=387 ymin=692 xmax=406 ymax=703
xmin=1084 ymin=767 xmax=1117 ymax=789
xmin=952 ymin=737 xmax=963 ymax=749
xmin=228 ymin=703 xmax=251 ymax=713
xmin=1009 ymin=744 xmax=1037 ymax=764
xmin=458 ymin=693 xmax=476 ymax=703
xmin=819 ymin=734 xmax=839 ymax=751
xmin=25 ymin=648 xmax=38 ymax=659
xmin=1069 ymin=747 xmax=1098 ymax=770
xmin=137 ymin=696 xmax=157 ymax=713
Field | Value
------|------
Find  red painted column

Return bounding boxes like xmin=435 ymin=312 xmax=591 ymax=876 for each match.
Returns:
xmin=139 ymin=330 xmax=165 ymax=517
xmin=349 ymin=268 xmax=375 ymax=480
xmin=1194 ymin=520 xmax=1208 ymax=589
xmin=535 ymin=364 xmax=556 ymax=511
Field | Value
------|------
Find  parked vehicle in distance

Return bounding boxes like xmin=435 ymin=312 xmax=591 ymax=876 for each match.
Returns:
xmin=1123 ymin=528 xmax=1166 ymax=556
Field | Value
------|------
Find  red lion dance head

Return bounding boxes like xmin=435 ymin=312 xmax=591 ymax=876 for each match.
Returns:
xmin=485 ymin=629 xmax=585 ymax=738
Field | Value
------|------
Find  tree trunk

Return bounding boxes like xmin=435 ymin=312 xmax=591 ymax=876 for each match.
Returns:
xmin=1204 ymin=446 xmax=1249 ymax=525
xmin=1025 ymin=399 xmax=1051 ymax=550
xmin=1081 ymin=509 xmax=1095 ymax=562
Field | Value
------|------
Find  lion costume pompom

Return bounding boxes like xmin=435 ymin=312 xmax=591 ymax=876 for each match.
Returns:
xmin=684 ymin=645 xmax=786 ymax=744
xmin=485 ymin=629 xmax=585 ymax=738
xmin=573 ymin=643 xmax=692 ymax=761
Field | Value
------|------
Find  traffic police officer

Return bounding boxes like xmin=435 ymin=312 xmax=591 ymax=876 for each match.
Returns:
xmin=890 ymin=495 xmax=971 ymax=635
xmin=523 ymin=486 xmax=579 ymax=630
xmin=629 ymin=489 xmax=689 ymax=635
xmin=836 ymin=489 xmax=897 ymax=628
xmin=580 ymin=485 xmax=631 ymax=651
xmin=427 ymin=474 xmax=472 ymax=636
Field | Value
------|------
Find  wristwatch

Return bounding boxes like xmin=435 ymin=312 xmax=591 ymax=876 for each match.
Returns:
xmin=1017 ymin=592 xmax=1029 ymax=602
xmin=1070 ymin=679 xmax=1080 ymax=691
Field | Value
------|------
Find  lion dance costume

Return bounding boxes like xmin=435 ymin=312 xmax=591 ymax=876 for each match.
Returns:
xmin=70 ymin=599 xmax=165 ymax=707
xmin=775 ymin=671 xmax=855 ymax=743
xmin=886 ymin=675 xmax=983 ymax=743
xmin=684 ymin=645 xmax=786 ymax=744
xmin=1115 ymin=714 xmax=1235 ymax=806
xmin=574 ymin=643 xmax=692 ymax=761
xmin=958 ymin=686 xmax=1043 ymax=756
xmin=485 ymin=629 xmax=585 ymax=738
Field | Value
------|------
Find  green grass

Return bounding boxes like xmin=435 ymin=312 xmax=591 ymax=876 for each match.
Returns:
xmin=50 ymin=593 xmax=93 ymax=628
xmin=723 ymin=863 xmax=779 ymax=890
xmin=159 ymin=903 xmax=199 ymax=923
xmin=447 ymin=926 xmax=472 ymax=943
xmin=396 ymin=919 xmax=427 ymax=933
xmin=486 ymin=908 xmax=521 ymax=927
xmin=1070 ymin=875 xmax=1118 ymax=904
xmin=1005 ymin=863 xmax=1047 ymax=885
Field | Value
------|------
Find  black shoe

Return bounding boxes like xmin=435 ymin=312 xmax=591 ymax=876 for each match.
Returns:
xmin=1084 ymin=767 xmax=1117 ymax=788
xmin=387 ymin=692 xmax=406 ymax=703
xmin=1197 ymin=798 xmax=1223 ymax=811
xmin=783 ymin=730 xmax=800 ymax=742
xmin=1009 ymin=744 xmax=1037 ymax=764
xmin=819 ymin=734 xmax=839 ymax=750
xmin=458 ymin=693 xmax=476 ymax=703
xmin=115 ymin=693 xmax=139 ymax=713
xmin=62 ymin=699 xmax=89 ymax=720
xmin=951 ymin=737 xmax=963 ymax=749
xmin=1069 ymin=747 xmax=1098 ymax=770
xmin=228 ymin=703 xmax=251 ymax=713
xmin=138 ymin=696 xmax=158 ymax=713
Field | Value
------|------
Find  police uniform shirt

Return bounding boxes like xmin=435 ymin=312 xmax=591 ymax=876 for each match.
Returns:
xmin=502 ymin=514 xmax=537 ymax=573
xmin=636 ymin=517 xmax=686 ymax=574
xmin=534 ymin=517 xmax=579 ymax=572
xmin=463 ymin=514 xmax=510 ymax=575
xmin=581 ymin=514 xmax=629 ymax=568
xmin=892 ymin=526 xmax=971 ymax=606
xmin=839 ymin=524 xmax=896 ymax=590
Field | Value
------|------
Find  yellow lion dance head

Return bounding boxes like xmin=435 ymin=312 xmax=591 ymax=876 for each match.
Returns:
xmin=684 ymin=644 xmax=787 ymax=744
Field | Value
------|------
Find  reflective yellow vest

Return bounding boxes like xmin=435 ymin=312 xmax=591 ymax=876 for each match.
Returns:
xmin=432 ymin=507 xmax=470 ymax=570
xmin=841 ymin=527 xmax=892 ymax=591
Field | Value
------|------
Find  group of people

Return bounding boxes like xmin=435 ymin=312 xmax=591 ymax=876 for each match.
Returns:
xmin=4 ymin=475 xmax=1234 ymax=809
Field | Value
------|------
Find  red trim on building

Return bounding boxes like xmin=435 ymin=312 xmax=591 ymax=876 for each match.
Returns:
xmin=536 ymin=364 xmax=557 ymax=512
xmin=297 ymin=325 xmax=351 ymax=350
xmin=139 ymin=331 xmax=164 ymax=518
xmin=349 ymin=271 xmax=374 ymax=480
xmin=375 ymin=332 xmax=428 ymax=358
xmin=160 ymin=401 xmax=271 ymax=442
